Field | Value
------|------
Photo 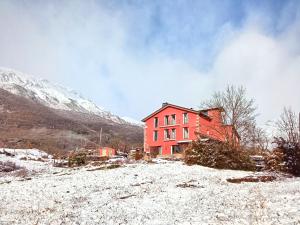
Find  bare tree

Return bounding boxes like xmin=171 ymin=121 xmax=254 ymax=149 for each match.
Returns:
xmin=271 ymin=108 xmax=300 ymax=175
xmin=248 ymin=125 xmax=270 ymax=151
xmin=276 ymin=107 xmax=299 ymax=144
xmin=201 ymin=85 xmax=257 ymax=145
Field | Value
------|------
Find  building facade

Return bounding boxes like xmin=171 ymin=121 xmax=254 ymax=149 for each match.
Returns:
xmin=99 ymin=147 xmax=116 ymax=157
xmin=142 ymin=103 xmax=239 ymax=156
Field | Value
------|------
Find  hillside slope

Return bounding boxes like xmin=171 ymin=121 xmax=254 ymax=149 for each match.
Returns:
xmin=0 ymin=88 xmax=143 ymax=155
xmin=0 ymin=67 xmax=141 ymax=125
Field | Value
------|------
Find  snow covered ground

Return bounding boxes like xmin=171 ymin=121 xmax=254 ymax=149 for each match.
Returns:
xmin=0 ymin=149 xmax=300 ymax=225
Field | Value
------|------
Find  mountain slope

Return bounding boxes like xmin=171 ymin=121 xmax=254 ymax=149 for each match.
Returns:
xmin=0 ymin=67 xmax=141 ymax=125
xmin=0 ymin=68 xmax=143 ymax=155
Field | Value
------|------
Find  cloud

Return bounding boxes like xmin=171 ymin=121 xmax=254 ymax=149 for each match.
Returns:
xmin=0 ymin=0 xmax=299 ymax=126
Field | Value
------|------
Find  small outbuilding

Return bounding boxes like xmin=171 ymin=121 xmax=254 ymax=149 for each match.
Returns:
xmin=99 ymin=147 xmax=116 ymax=157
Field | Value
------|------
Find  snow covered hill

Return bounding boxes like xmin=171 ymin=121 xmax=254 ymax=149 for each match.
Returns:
xmin=1 ymin=150 xmax=299 ymax=225
xmin=0 ymin=67 xmax=142 ymax=125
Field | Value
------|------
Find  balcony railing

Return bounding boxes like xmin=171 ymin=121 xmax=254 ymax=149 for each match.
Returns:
xmin=160 ymin=118 xmax=181 ymax=127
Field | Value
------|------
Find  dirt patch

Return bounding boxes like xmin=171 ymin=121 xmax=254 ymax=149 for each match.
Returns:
xmin=176 ymin=180 xmax=204 ymax=188
xmin=119 ymin=194 xmax=136 ymax=200
xmin=87 ymin=164 xmax=121 ymax=171
xmin=130 ymin=181 xmax=153 ymax=187
xmin=227 ymin=175 xmax=277 ymax=183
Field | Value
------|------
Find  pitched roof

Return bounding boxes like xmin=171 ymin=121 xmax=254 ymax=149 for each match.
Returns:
xmin=200 ymin=107 xmax=225 ymax=112
xmin=141 ymin=103 xmax=213 ymax=122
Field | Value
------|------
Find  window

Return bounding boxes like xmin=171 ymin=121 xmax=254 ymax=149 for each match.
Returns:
xmin=183 ymin=113 xmax=188 ymax=124
xmin=153 ymin=130 xmax=158 ymax=141
xmin=202 ymin=110 xmax=209 ymax=116
xmin=154 ymin=117 xmax=159 ymax=128
xmin=164 ymin=129 xmax=170 ymax=140
xmin=158 ymin=146 xmax=162 ymax=155
xmin=171 ymin=128 xmax=176 ymax=139
xmin=183 ymin=127 xmax=189 ymax=139
xmin=171 ymin=114 xmax=176 ymax=125
xmin=171 ymin=145 xmax=182 ymax=154
xmin=221 ymin=112 xmax=226 ymax=124
xmin=164 ymin=115 xmax=169 ymax=125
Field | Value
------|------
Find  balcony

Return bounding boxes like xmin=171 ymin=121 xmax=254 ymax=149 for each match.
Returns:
xmin=159 ymin=118 xmax=181 ymax=128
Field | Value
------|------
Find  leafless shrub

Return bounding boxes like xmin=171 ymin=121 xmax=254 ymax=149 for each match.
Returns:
xmin=53 ymin=160 xmax=68 ymax=168
xmin=270 ymin=107 xmax=300 ymax=176
xmin=0 ymin=161 xmax=21 ymax=172
xmin=0 ymin=150 xmax=15 ymax=157
xmin=13 ymin=168 xmax=29 ymax=177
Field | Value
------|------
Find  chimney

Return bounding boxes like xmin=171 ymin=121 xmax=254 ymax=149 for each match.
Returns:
xmin=162 ymin=102 xmax=169 ymax=108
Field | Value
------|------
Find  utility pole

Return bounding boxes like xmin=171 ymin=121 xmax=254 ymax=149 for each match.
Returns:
xmin=99 ymin=128 xmax=102 ymax=148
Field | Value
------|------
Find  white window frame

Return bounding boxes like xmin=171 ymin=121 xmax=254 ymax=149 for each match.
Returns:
xmin=171 ymin=128 xmax=176 ymax=139
xmin=164 ymin=115 xmax=169 ymax=125
xmin=183 ymin=127 xmax=189 ymax=139
xmin=171 ymin=114 xmax=176 ymax=125
xmin=183 ymin=113 xmax=188 ymax=124
xmin=164 ymin=129 xmax=170 ymax=140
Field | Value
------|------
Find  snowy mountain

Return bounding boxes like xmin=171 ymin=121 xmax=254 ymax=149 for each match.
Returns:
xmin=121 ymin=116 xmax=144 ymax=126
xmin=0 ymin=67 xmax=142 ymax=126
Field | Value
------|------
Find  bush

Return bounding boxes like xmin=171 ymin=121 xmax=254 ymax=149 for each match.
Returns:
xmin=184 ymin=139 xmax=256 ymax=171
xmin=0 ymin=161 xmax=22 ymax=172
xmin=283 ymin=146 xmax=300 ymax=175
xmin=266 ymin=138 xmax=300 ymax=176
xmin=68 ymin=152 xmax=87 ymax=167
xmin=264 ymin=148 xmax=284 ymax=172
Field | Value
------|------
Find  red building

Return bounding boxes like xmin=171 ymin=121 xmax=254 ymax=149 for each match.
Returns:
xmin=142 ymin=103 xmax=239 ymax=156
xmin=99 ymin=147 xmax=116 ymax=157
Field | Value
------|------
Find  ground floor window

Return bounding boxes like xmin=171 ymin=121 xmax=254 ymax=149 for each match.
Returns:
xmin=158 ymin=146 xmax=162 ymax=155
xmin=171 ymin=145 xmax=182 ymax=154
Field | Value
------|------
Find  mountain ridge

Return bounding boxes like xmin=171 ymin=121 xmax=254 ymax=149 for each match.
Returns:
xmin=0 ymin=68 xmax=143 ymax=155
xmin=0 ymin=67 xmax=143 ymax=126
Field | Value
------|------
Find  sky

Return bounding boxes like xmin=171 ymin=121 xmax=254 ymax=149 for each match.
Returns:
xmin=0 ymin=0 xmax=299 ymax=126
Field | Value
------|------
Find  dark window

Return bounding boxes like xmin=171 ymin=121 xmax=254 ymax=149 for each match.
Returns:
xmin=154 ymin=117 xmax=159 ymax=128
xmin=171 ymin=145 xmax=182 ymax=154
xmin=153 ymin=131 xmax=158 ymax=141
xmin=202 ymin=110 xmax=209 ymax=116
xmin=164 ymin=129 xmax=170 ymax=140
xmin=164 ymin=115 xmax=169 ymax=125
